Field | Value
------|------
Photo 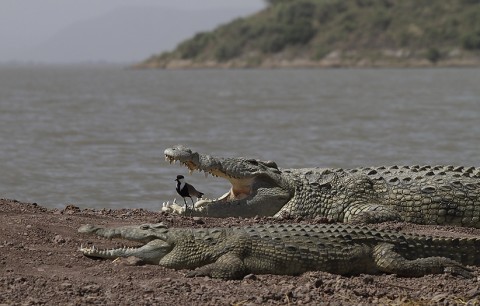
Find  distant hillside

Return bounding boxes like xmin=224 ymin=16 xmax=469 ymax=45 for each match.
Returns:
xmin=8 ymin=6 xmax=260 ymax=63
xmin=136 ymin=0 xmax=480 ymax=68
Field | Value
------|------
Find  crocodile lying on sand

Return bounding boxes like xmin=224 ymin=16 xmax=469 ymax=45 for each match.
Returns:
xmin=79 ymin=222 xmax=478 ymax=279
xmin=164 ymin=145 xmax=480 ymax=227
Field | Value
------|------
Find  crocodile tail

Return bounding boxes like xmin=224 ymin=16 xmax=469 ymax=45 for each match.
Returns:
xmin=465 ymin=239 xmax=480 ymax=266
xmin=432 ymin=237 xmax=480 ymax=266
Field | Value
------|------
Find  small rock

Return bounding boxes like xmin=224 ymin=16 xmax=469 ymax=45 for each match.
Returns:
xmin=61 ymin=282 xmax=72 ymax=289
xmin=53 ymin=235 xmax=65 ymax=244
xmin=302 ymin=296 xmax=312 ymax=304
xmin=115 ymin=256 xmax=144 ymax=266
xmin=363 ymin=275 xmax=374 ymax=284
xmin=243 ymin=274 xmax=257 ymax=280
xmin=63 ymin=204 xmax=80 ymax=214
xmin=431 ymin=293 xmax=449 ymax=302
xmin=15 ymin=277 xmax=26 ymax=283
xmin=313 ymin=279 xmax=323 ymax=288
xmin=83 ymin=284 xmax=101 ymax=293
xmin=467 ymin=286 xmax=480 ymax=298
xmin=192 ymin=217 xmax=205 ymax=224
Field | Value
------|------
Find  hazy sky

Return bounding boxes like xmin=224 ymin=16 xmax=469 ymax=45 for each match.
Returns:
xmin=0 ymin=0 xmax=265 ymax=63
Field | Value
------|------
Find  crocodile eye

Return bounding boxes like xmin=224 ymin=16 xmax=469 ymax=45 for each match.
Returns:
xmin=140 ymin=224 xmax=150 ymax=230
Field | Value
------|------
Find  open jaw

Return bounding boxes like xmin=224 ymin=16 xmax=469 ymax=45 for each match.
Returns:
xmin=163 ymin=145 xmax=293 ymax=217
xmin=165 ymin=155 xmax=254 ymax=205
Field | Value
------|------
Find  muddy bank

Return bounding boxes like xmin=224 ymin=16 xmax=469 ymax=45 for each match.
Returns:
xmin=1 ymin=198 xmax=480 ymax=305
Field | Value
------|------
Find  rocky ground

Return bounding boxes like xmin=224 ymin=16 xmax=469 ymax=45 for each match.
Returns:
xmin=2 ymin=198 xmax=480 ymax=305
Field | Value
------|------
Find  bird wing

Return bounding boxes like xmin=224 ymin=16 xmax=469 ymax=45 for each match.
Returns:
xmin=187 ymin=184 xmax=203 ymax=198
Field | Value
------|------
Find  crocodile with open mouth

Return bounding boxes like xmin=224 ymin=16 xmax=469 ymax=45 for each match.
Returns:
xmin=163 ymin=145 xmax=480 ymax=228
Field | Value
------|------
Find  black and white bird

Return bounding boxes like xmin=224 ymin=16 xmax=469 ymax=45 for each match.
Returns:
xmin=175 ymin=175 xmax=204 ymax=210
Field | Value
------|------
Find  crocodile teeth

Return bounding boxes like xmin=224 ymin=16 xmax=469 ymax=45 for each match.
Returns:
xmin=194 ymin=199 xmax=210 ymax=207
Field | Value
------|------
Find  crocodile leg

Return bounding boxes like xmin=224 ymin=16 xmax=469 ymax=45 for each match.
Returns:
xmin=345 ymin=203 xmax=402 ymax=224
xmin=185 ymin=253 xmax=247 ymax=280
xmin=372 ymin=243 xmax=473 ymax=278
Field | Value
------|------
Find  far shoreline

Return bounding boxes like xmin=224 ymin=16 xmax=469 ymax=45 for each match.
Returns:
xmin=132 ymin=53 xmax=480 ymax=70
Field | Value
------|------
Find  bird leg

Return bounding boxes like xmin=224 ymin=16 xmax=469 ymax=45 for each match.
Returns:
xmin=182 ymin=198 xmax=188 ymax=213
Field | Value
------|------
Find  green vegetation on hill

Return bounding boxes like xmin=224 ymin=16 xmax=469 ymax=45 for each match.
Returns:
xmin=138 ymin=0 xmax=480 ymax=68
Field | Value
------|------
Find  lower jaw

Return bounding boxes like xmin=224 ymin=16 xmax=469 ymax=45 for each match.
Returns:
xmin=194 ymin=188 xmax=250 ymax=207
xmin=194 ymin=197 xmax=248 ymax=210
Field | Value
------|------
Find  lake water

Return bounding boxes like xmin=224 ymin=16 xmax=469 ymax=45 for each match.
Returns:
xmin=1 ymin=65 xmax=479 ymax=210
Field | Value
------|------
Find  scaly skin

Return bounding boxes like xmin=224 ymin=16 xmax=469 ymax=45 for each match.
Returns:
xmin=79 ymin=222 xmax=478 ymax=280
xmin=163 ymin=145 xmax=480 ymax=228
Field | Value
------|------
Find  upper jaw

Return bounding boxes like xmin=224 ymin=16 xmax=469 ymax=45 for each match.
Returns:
xmin=164 ymin=145 xmax=270 ymax=179
xmin=78 ymin=223 xmax=169 ymax=242
xmin=164 ymin=151 xmax=251 ymax=180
